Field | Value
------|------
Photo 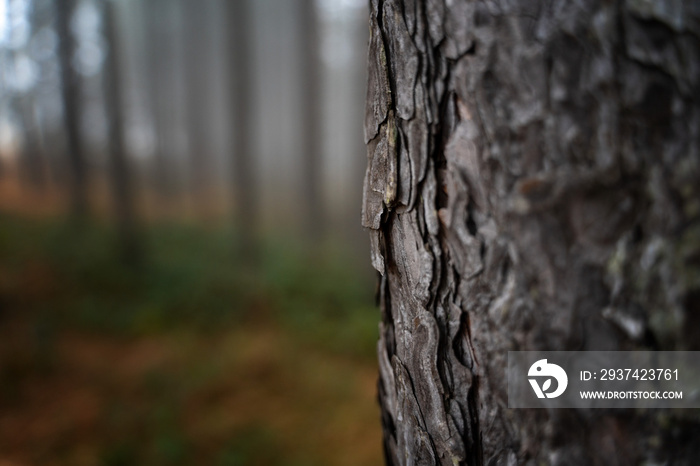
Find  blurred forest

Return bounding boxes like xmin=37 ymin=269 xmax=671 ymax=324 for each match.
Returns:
xmin=0 ymin=0 xmax=380 ymax=465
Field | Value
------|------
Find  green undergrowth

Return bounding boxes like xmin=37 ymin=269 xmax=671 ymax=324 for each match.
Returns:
xmin=0 ymin=213 xmax=378 ymax=360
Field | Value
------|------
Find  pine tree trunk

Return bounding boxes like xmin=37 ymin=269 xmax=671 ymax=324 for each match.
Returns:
xmin=363 ymin=1 xmax=700 ymax=464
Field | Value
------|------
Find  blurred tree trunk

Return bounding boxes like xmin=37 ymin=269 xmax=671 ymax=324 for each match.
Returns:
xmin=226 ymin=0 xmax=256 ymax=256
xmin=103 ymin=0 xmax=141 ymax=265
xmin=299 ymin=0 xmax=323 ymax=242
xmin=56 ymin=0 xmax=88 ymax=218
xmin=183 ymin=0 xmax=212 ymax=211
xmin=144 ymin=0 xmax=175 ymax=200
xmin=17 ymin=95 xmax=47 ymax=192
xmin=364 ymin=1 xmax=700 ymax=464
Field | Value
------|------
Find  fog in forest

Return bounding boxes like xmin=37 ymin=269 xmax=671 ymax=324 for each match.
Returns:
xmin=0 ymin=0 xmax=381 ymax=464
xmin=1 ymin=0 xmax=368 ymax=239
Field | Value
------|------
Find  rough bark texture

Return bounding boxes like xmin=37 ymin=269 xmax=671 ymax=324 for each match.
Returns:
xmin=363 ymin=1 xmax=700 ymax=465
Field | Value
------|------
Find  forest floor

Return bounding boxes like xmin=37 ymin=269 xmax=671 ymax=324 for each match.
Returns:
xmin=0 ymin=214 xmax=381 ymax=466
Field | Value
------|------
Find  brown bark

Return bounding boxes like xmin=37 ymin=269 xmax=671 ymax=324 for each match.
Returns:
xmin=363 ymin=1 xmax=700 ymax=464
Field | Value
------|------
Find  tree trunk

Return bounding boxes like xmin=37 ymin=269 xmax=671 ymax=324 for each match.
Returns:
xmin=300 ymin=0 xmax=323 ymax=242
xmin=17 ymin=94 xmax=47 ymax=192
xmin=183 ymin=0 xmax=213 ymax=210
xmin=226 ymin=0 xmax=257 ymax=256
xmin=103 ymin=0 xmax=141 ymax=266
xmin=144 ymin=0 xmax=176 ymax=200
xmin=363 ymin=1 xmax=700 ymax=464
xmin=56 ymin=0 xmax=88 ymax=219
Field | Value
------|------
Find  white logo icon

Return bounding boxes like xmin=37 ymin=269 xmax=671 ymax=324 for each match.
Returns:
xmin=528 ymin=359 xmax=568 ymax=399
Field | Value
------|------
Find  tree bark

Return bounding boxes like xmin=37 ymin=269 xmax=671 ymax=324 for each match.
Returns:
xmin=363 ymin=1 xmax=700 ymax=464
